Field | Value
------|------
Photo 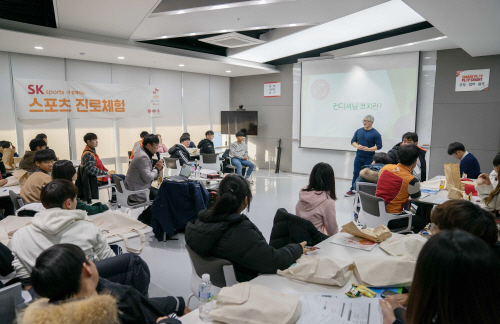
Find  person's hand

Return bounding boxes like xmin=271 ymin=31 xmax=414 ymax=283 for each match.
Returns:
xmin=155 ymin=159 xmax=164 ymax=171
xmin=0 ymin=179 xmax=7 ymax=187
xmin=300 ymin=241 xmax=314 ymax=254
xmin=157 ymin=316 xmax=170 ymax=323
xmin=244 ymin=156 xmax=248 ymax=160
xmin=477 ymin=173 xmax=491 ymax=186
xmin=357 ymin=145 xmax=366 ymax=151
xmin=386 ymin=293 xmax=409 ymax=307
xmin=379 ymin=299 xmax=396 ymax=324
xmin=11 ymin=144 xmax=15 ymax=151
xmin=106 ymin=171 xmax=112 ymax=178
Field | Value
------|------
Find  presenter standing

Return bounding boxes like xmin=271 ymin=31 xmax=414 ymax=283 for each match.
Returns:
xmin=345 ymin=115 xmax=382 ymax=197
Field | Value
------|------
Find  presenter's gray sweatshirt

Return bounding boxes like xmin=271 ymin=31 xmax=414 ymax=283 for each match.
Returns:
xmin=230 ymin=142 xmax=248 ymax=159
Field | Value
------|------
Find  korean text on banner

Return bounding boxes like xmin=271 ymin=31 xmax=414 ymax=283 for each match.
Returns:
xmin=14 ymin=78 xmax=162 ymax=120
xmin=455 ymin=69 xmax=489 ymax=92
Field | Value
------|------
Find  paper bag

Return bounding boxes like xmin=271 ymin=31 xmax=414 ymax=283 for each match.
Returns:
xmin=379 ymin=234 xmax=427 ymax=261
xmin=341 ymin=221 xmax=392 ymax=243
xmin=354 ymin=255 xmax=416 ymax=287
xmin=2 ymin=148 xmax=15 ymax=170
xmin=90 ymin=211 xmax=149 ymax=254
xmin=277 ymin=254 xmax=353 ymax=287
xmin=209 ymin=283 xmax=301 ymax=324
xmin=12 ymin=170 xmax=29 ymax=187
xmin=0 ymin=176 xmax=19 ymax=187
xmin=444 ymin=163 xmax=461 ymax=191
xmin=448 ymin=187 xmax=464 ymax=199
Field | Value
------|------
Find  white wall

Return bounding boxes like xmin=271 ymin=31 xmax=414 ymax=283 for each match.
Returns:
xmin=0 ymin=51 xmax=230 ymax=173
xmin=292 ymin=51 xmax=437 ymax=179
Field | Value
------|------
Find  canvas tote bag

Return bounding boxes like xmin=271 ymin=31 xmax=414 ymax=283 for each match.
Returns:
xmin=90 ymin=211 xmax=148 ymax=254
xmin=12 ymin=170 xmax=29 ymax=187
xmin=209 ymin=282 xmax=301 ymax=324
xmin=277 ymin=254 xmax=353 ymax=287
xmin=0 ymin=176 xmax=19 ymax=187
xmin=379 ymin=234 xmax=427 ymax=261
xmin=0 ymin=216 xmax=33 ymax=238
xmin=354 ymin=255 xmax=416 ymax=287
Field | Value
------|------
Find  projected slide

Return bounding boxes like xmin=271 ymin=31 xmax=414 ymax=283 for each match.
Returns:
xmin=300 ymin=52 xmax=419 ymax=151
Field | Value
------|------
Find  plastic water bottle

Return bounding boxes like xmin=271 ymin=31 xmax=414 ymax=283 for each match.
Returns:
xmin=198 ymin=274 xmax=213 ymax=321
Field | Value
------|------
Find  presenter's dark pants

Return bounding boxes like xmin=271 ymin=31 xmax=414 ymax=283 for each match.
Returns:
xmin=350 ymin=155 xmax=372 ymax=191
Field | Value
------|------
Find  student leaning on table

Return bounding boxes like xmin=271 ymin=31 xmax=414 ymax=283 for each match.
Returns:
xmin=11 ymin=179 xmax=115 ymax=289
xmin=476 ymin=153 xmax=500 ymax=215
xmin=380 ymin=230 xmax=500 ymax=324
xmin=185 ymin=174 xmax=313 ymax=282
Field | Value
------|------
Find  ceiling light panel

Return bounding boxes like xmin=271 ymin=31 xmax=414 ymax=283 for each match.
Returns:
xmin=229 ymin=0 xmax=425 ymax=63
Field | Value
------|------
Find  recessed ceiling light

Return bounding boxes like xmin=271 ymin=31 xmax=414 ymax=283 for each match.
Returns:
xmin=34 ymin=46 xmax=43 ymax=50
xmin=177 ymin=10 xmax=185 ymax=14
xmin=289 ymin=24 xmax=297 ymax=27
xmin=161 ymin=36 xmax=168 ymax=39
xmin=220 ymin=30 xmax=228 ymax=33
xmin=190 ymin=33 xmax=196 ymax=36
xmin=179 ymin=64 xmax=185 ymax=67
xmin=226 ymin=70 xmax=231 ymax=73
xmin=258 ymin=0 xmax=266 ymax=4
xmin=425 ymin=57 xmax=431 ymax=59
xmin=118 ymin=56 xmax=125 ymax=59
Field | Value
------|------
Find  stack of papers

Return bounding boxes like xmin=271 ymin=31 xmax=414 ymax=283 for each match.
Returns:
xmin=296 ymin=294 xmax=382 ymax=324
xmin=330 ymin=233 xmax=378 ymax=252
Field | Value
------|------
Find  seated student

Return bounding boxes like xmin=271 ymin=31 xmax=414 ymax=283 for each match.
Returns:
xmin=125 ymin=134 xmax=164 ymax=202
xmin=19 ymin=138 xmax=47 ymax=173
xmin=130 ymin=131 xmax=148 ymax=160
xmin=355 ymin=152 xmax=392 ymax=185
xmin=198 ymin=130 xmax=216 ymax=154
xmin=380 ymin=230 xmax=500 ymax=324
xmin=27 ymin=244 xmax=186 ymax=324
xmin=229 ymin=131 xmax=255 ymax=182
xmin=156 ymin=134 xmax=168 ymax=153
xmin=186 ymin=174 xmax=311 ymax=282
xmin=476 ymin=153 xmax=500 ymax=215
xmin=387 ymin=132 xmax=427 ymax=181
xmin=296 ymin=162 xmax=338 ymax=236
xmin=20 ymin=149 xmax=55 ymax=203
xmin=376 ymin=144 xmax=425 ymax=233
xmin=35 ymin=133 xmax=48 ymax=146
xmin=168 ymin=135 xmax=192 ymax=166
xmin=0 ymin=173 xmax=14 ymax=217
xmin=448 ymin=141 xmax=481 ymax=178
xmin=12 ymin=179 xmax=116 ymax=288
xmin=52 ymin=160 xmax=109 ymax=215
xmin=182 ymin=132 xmax=196 ymax=148
xmin=81 ymin=133 xmax=125 ymax=202
xmin=0 ymin=141 xmax=18 ymax=157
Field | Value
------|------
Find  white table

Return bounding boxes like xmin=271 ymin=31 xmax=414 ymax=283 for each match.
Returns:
xmin=180 ymin=232 xmax=400 ymax=324
xmin=0 ymin=185 xmax=21 ymax=198
xmin=414 ymin=176 xmax=482 ymax=206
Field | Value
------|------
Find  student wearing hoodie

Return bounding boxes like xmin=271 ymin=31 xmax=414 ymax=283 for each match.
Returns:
xmin=296 ymin=163 xmax=338 ymax=236
xmin=11 ymin=179 xmax=115 ymax=288
xmin=19 ymin=138 xmax=47 ymax=173
xmin=168 ymin=135 xmax=192 ymax=166
xmin=186 ymin=174 xmax=312 ymax=282
xmin=24 ymin=244 xmax=185 ymax=324
xmin=197 ymin=130 xmax=215 ymax=154
xmin=20 ymin=149 xmax=56 ymax=203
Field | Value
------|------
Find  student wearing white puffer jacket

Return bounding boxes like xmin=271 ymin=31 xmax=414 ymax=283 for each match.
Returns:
xmin=11 ymin=179 xmax=115 ymax=288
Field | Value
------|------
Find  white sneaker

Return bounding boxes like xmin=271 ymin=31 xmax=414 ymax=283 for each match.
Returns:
xmin=245 ymin=177 xmax=254 ymax=184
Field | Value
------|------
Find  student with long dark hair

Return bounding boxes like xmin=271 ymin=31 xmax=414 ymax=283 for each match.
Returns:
xmin=296 ymin=162 xmax=338 ymax=236
xmin=380 ymin=230 xmax=500 ymax=324
xmin=185 ymin=174 xmax=311 ymax=282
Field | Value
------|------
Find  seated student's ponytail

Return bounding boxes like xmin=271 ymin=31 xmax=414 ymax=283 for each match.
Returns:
xmin=211 ymin=174 xmax=252 ymax=217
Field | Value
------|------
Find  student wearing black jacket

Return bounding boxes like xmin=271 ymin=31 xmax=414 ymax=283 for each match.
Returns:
xmin=168 ymin=135 xmax=191 ymax=166
xmin=387 ymin=132 xmax=427 ymax=181
xmin=185 ymin=174 xmax=311 ymax=282
xmin=197 ymin=130 xmax=215 ymax=154
xmin=30 ymin=244 xmax=188 ymax=324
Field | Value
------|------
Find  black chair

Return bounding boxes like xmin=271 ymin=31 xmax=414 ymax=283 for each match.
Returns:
xmin=269 ymin=208 xmax=329 ymax=249
xmin=8 ymin=191 xmax=25 ymax=212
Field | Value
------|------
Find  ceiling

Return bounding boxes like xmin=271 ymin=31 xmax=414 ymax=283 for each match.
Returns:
xmin=0 ymin=0 xmax=497 ymax=76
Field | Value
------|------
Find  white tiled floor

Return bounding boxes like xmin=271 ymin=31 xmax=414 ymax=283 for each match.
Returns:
xmin=108 ymin=170 xmax=355 ymax=306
